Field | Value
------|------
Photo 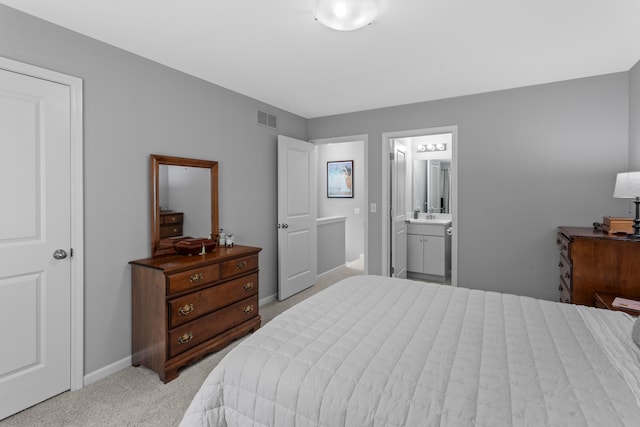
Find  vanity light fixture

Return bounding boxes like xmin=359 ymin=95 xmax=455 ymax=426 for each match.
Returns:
xmin=613 ymin=171 xmax=640 ymax=238
xmin=417 ymin=143 xmax=447 ymax=153
xmin=313 ymin=0 xmax=380 ymax=31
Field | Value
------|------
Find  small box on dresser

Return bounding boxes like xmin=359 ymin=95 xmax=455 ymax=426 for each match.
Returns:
xmin=556 ymin=226 xmax=640 ymax=307
xmin=130 ymin=245 xmax=261 ymax=383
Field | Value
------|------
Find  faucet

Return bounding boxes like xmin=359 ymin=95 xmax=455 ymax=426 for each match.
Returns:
xmin=426 ymin=207 xmax=435 ymax=219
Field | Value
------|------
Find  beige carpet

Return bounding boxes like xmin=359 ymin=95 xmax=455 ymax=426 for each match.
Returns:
xmin=1 ymin=265 xmax=363 ymax=427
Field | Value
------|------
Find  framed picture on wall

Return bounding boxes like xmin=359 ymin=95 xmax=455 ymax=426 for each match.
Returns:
xmin=327 ymin=160 xmax=353 ymax=198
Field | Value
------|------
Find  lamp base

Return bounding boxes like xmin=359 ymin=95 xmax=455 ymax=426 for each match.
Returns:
xmin=630 ymin=198 xmax=640 ymax=238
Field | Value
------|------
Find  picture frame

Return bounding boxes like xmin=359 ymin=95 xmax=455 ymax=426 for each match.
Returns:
xmin=327 ymin=160 xmax=353 ymax=198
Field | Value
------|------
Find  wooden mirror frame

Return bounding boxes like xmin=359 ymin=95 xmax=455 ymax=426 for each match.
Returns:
xmin=150 ymin=154 xmax=219 ymax=257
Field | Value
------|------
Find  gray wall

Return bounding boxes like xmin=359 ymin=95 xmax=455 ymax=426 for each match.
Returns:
xmin=630 ymin=59 xmax=640 ymax=170
xmin=309 ymin=74 xmax=631 ymax=301
xmin=0 ymin=5 xmax=307 ymax=374
xmin=2 ymin=3 xmax=637 ymax=380
xmin=317 ymin=142 xmax=365 ymax=262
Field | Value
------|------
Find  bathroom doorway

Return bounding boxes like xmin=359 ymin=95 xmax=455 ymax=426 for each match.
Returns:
xmin=382 ymin=126 xmax=458 ymax=286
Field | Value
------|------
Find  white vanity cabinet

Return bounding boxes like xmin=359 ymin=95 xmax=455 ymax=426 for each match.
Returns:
xmin=407 ymin=222 xmax=451 ymax=278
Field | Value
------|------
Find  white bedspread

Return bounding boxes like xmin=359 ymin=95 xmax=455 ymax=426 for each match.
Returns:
xmin=180 ymin=275 xmax=640 ymax=426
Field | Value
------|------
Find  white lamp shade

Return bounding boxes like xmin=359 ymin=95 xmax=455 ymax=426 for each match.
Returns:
xmin=613 ymin=171 xmax=640 ymax=198
xmin=313 ymin=0 xmax=380 ymax=31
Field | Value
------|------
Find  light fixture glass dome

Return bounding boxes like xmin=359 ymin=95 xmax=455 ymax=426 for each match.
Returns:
xmin=313 ymin=0 xmax=380 ymax=31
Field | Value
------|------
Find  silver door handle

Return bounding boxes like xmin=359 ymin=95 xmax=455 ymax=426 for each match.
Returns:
xmin=53 ymin=249 xmax=68 ymax=260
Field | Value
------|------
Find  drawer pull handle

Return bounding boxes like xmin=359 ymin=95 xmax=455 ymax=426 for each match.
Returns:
xmin=177 ymin=332 xmax=193 ymax=344
xmin=236 ymin=261 xmax=247 ymax=269
xmin=243 ymin=304 xmax=254 ymax=313
xmin=190 ymin=273 xmax=203 ymax=283
xmin=178 ymin=303 xmax=194 ymax=316
xmin=243 ymin=282 xmax=254 ymax=291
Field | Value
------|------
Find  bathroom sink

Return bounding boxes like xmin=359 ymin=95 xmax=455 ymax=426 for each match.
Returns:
xmin=409 ymin=218 xmax=452 ymax=225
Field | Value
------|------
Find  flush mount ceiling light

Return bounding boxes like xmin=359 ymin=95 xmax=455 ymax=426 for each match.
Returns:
xmin=313 ymin=0 xmax=380 ymax=31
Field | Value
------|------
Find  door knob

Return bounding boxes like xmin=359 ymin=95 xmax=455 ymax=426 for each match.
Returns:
xmin=53 ymin=249 xmax=68 ymax=260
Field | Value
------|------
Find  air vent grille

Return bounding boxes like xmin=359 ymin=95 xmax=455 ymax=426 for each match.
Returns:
xmin=257 ymin=110 xmax=277 ymax=129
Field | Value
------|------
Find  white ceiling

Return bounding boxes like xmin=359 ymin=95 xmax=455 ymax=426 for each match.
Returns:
xmin=2 ymin=0 xmax=640 ymax=118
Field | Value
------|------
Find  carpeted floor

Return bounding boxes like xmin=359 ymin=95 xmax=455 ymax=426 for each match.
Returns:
xmin=1 ymin=264 xmax=363 ymax=427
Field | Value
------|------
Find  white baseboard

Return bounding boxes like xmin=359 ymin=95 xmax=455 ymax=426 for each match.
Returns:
xmin=259 ymin=293 xmax=277 ymax=306
xmin=83 ymin=355 xmax=132 ymax=386
xmin=318 ymin=264 xmax=346 ymax=277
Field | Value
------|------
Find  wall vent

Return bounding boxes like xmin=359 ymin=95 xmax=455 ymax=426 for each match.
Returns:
xmin=257 ymin=110 xmax=277 ymax=129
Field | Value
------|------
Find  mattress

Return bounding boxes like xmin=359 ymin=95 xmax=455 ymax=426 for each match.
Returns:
xmin=180 ymin=275 xmax=640 ymax=426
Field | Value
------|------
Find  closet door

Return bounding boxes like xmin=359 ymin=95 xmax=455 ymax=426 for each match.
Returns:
xmin=0 ymin=67 xmax=72 ymax=420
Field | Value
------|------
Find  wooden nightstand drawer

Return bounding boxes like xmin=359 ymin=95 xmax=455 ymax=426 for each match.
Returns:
xmin=221 ymin=254 xmax=258 ymax=279
xmin=594 ymin=293 xmax=640 ymax=316
xmin=168 ymin=273 xmax=259 ymax=328
xmin=168 ymin=295 xmax=258 ymax=357
xmin=167 ymin=264 xmax=220 ymax=294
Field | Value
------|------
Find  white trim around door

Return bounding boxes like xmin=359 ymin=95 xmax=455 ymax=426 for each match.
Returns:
xmin=381 ymin=126 xmax=458 ymax=286
xmin=0 ymin=56 xmax=84 ymax=390
xmin=310 ymin=134 xmax=369 ymax=275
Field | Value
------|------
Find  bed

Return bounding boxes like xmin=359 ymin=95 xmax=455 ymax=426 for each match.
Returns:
xmin=180 ymin=275 xmax=640 ymax=426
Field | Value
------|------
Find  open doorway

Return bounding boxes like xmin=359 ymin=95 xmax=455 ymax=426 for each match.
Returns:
xmin=311 ymin=134 xmax=368 ymax=275
xmin=381 ymin=126 xmax=458 ymax=286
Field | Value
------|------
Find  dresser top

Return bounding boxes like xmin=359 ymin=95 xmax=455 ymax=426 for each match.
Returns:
xmin=559 ymin=226 xmax=640 ymax=242
xmin=130 ymin=244 xmax=261 ymax=272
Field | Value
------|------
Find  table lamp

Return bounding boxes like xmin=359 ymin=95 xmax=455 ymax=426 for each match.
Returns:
xmin=613 ymin=171 xmax=640 ymax=238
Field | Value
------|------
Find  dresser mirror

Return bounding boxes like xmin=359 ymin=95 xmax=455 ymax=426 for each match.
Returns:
xmin=150 ymin=154 xmax=219 ymax=257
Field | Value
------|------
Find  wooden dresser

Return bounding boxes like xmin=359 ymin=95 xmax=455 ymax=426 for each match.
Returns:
xmin=159 ymin=211 xmax=184 ymax=238
xmin=556 ymin=226 xmax=640 ymax=306
xmin=130 ymin=245 xmax=261 ymax=382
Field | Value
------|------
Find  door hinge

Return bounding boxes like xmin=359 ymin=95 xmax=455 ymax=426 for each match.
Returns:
xmin=70 ymin=248 xmax=74 ymax=257
xmin=390 ymin=266 xmax=395 ymax=275
xmin=389 ymin=152 xmax=394 ymax=160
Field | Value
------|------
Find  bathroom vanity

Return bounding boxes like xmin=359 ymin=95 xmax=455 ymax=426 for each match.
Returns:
xmin=407 ymin=217 xmax=451 ymax=280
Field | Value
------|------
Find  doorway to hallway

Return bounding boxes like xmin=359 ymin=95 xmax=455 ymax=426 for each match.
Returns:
xmin=311 ymin=134 xmax=368 ymax=276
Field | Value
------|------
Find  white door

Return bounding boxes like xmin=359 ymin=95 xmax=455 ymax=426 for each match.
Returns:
xmin=390 ymin=139 xmax=407 ymax=278
xmin=277 ymin=135 xmax=317 ymax=300
xmin=0 ymin=68 xmax=72 ymax=419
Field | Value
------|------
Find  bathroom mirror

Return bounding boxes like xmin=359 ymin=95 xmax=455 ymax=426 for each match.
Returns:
xmin=413 ymin=159 xmax=452 ymax=214
xmin=150 ymin=154 xmax=219 ymax=257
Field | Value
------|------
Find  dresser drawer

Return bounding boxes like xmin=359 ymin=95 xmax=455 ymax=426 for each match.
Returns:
xmin=167 ymin=263 xmax=220 ymax=294
xmin=169 ymin=295 xmax=258 ymax=357
xmin=168 ymin=273 xmax=259 ymax=328
xmin=161 ymin=212 xmax=183 ymax=224
xmin=160 ymin=223 xmax=183 ymax=238
xmin=556 ymin=232 xmax=571 ymax=260
xmin=221 ymin=254 xmax=259 ymax=279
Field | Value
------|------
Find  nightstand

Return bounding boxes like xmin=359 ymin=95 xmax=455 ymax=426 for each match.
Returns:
xmin=594 ymin=292 xmax=640 ymax=316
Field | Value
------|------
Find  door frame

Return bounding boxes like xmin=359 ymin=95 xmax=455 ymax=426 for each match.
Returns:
xmin=0 ymin=56 xmax=84 ymax=390
xmin=381 ymin=126 xmax=458 ymax=286
xmin=310 ymin=134 xmax=369 ymax=274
